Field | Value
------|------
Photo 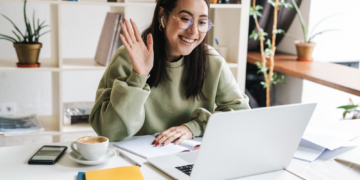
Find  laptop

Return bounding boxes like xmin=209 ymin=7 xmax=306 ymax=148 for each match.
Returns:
xmin=147 ymin=103 xmax=316 ymax=180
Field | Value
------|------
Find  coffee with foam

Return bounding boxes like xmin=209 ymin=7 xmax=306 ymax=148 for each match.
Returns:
xmin=78 ymin=136 xmax=107 ymax=144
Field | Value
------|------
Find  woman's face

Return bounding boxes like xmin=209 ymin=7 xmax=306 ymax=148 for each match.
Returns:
xmin=162 ymin=0 xmax=209 ymax=61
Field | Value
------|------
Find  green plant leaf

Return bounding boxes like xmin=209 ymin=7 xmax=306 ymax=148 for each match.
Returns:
xmin=291 ymin=0 xmax=307 ymax=43
xmin=1 ymin=14 xmax=25 ymax=39
xmin=38 ymin=30 xmax=50 ymax=37
xmin=284 ymin=33 xmax=299 ymax=40
xmin=307 ymin=29 xmax=341 ymax=42
xmin=309 ymin=13 xmax=341 ymax=38
xmin=0 ymin=37 xmax=16 ymax=43
xmin=0 ymin=33 xmax=17 ymax=42
xmin=32 ymin=10 xmax=36 ymax=37
xmin=12 ymin=30 xmax=22 ymax=42
xmin=273 ymin=29 xmax=285 ymax=34
xmin=337 ymin=105 xmax=358 ymax=110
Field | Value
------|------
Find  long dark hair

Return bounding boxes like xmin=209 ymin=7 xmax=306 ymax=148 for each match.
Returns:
xmin=141 ymin=0 xmax=210 ymax=101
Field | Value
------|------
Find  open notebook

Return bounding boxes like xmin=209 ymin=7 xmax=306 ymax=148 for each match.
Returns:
xmin=114 ymin=134 xmax=202 ymax=159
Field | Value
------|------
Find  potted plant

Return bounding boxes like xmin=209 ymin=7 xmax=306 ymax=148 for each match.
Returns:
xmin=288 ymin=0 xmax=339 ymax=61
xmin=0 ymin=0 xmax=50 ymax=67
xmin=337 ymin=98 xmax=360 ymax=120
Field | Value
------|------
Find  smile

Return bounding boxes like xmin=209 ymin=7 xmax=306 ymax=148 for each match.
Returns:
xmin=179 ymin=35 xmax=197 ymax=44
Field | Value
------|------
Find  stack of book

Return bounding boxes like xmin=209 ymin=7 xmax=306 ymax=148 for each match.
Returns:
xmin=95 ymin=12 xmax=124 ymax=66
xmin=0 ymin=114 xmax=44 ymax=136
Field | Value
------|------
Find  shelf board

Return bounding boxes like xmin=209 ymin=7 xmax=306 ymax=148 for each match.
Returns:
xmin=62 ymin=58 xmax=106 ymax=71
xmin=0 ymin=58 xmax=60 ymax=72
xmin=247 ymin=52 xmax=360 ymax=96
xmin=210 ymin=3 xmax=241 ymax=8
xmin=60 ymin=0 xmax=126 ymax=6
xmin=0 ymin=0 xmax=242 ymax=8
xmin=62 ymin=123 xmax=95 ymax=133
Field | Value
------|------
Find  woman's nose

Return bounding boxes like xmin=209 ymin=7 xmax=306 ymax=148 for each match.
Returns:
xmin=186 ymin=23 xmax=199 ymax=35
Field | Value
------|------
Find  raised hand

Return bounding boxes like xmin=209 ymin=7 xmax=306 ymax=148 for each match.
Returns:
xmin=119 ymin=18 xmax=154 ymax=76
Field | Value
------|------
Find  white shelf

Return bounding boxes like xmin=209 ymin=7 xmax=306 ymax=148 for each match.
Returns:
xmin=62 ymin=58 xmax=106 ymax=71
xmin=62 ymin=123 xmax=94 ymax=133
xmin=0 ymin=58 xmax=60 ymax=72
xmin=210 ymin=4 xmax=241 ymax=8
xmin=0 ymin=0 xmax=241 ymax=8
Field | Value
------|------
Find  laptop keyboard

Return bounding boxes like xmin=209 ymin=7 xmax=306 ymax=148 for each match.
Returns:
xmin=175 ymin=164 xmax=194 ymax=176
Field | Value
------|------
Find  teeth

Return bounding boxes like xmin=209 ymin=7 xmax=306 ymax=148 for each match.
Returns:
xmin=180 ymin=36 xmax=195 ymax=43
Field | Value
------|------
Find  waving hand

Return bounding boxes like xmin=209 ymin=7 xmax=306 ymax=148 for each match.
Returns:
xmin=119 ymin=18 xmax=154 ymax=76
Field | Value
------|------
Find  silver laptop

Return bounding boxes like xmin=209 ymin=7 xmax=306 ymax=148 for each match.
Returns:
xmin=147 ymin=103 xmax=316 ymax=180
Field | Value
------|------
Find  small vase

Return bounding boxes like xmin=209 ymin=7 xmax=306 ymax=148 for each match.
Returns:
xmin=13 ymin=43 xmax=42 ymax=67
xmin=294 ymin=40 xmax=315 ymax=61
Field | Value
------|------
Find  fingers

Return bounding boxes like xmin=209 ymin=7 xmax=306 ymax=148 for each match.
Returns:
xmin=175 ymin=135 xmax=186 ymax=145
xmin=119 ymin=33 xmax=130 ymax=50
xmin=119 ymin=22 xmax=133 ymax=47
xmin=130 ymin=19 xmax=142 ymax=42
xmin=124 ymin=18 xmax=136 ymax=43
xmin=147 ymin=33 xmax=153 ymax=53
xmin=159 ymin=130 xmax=183 ymax=146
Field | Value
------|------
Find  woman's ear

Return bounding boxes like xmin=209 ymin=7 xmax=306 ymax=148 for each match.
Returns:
xmin=158 ymin=7 xmax=166 ymax=27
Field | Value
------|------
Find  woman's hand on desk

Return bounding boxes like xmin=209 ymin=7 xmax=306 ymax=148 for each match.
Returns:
xmin=119 ymin=18 xmax=154 ymax=76
xmin=153 ymin=125 xmax=193 ymax=146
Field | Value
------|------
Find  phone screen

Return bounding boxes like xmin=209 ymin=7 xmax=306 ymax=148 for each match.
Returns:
xmin=31 ymin=146 xmax=66 ymax=161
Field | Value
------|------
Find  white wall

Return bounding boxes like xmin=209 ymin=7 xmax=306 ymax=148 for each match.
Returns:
xmin=276 ymin=0 xmax=360 ymax=122
xmin=0 ymin=3 xmax=108 ymax=115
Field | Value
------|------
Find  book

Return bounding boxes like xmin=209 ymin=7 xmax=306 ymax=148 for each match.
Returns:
xmin=95 ymin=12 xmax=124 ymax=66
xmin=0 ymin=114 xmax=44 ymax=136
xmin=85 ymin=166 xmax=144 ymax=180
xmin=114 ymin=134 xmax=202 ymax=159
xmin=76 ymin=172 xmax=85 ymax=180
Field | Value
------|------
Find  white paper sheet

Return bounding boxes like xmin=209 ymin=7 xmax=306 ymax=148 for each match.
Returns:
xmin=114 ymin=135 xmax=202 ymax=159
xmin=293 ymin=127 xmax=358 ymax=162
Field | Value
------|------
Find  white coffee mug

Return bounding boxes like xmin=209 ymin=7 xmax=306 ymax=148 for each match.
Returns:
xmin=70 ymin=136 xmax=109 ymax=161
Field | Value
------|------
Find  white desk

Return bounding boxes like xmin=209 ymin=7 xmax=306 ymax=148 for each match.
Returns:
xmin=1 ymin=121 xmax=359 ymax=180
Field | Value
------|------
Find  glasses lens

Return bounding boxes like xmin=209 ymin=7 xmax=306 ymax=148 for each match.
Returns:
xmin=198 ymin=19 xmax=212 ymax=33
xmin=178 ymin=16 xmax=193 ymax=30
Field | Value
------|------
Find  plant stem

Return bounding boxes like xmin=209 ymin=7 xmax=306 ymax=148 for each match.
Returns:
xmin=252 ymin=0 xmax=269 ymax=85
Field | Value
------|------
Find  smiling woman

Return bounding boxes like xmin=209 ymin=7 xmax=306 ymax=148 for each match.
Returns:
xmin=89 ymin=0 xmax=251 ymax=145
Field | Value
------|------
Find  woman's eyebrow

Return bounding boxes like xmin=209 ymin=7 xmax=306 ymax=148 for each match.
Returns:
xmin=178 ymin=10 xmax=208 ymax=17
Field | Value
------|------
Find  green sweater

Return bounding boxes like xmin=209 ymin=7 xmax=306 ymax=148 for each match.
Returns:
xmin=89 ymin=45 xmax=250 ymax=141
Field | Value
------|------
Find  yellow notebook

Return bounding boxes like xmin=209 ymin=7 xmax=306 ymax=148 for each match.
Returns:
xmin=85 ymin=166 xmax=144 ymax=180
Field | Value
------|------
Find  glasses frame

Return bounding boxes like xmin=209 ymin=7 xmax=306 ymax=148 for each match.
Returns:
xmin=165 ymin=9 xmax=214 ymax=33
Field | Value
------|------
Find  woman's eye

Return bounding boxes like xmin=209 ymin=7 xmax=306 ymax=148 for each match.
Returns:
xmin=180 ymin=17 xmax=189 ymax=21
xmin=199 ymin=21 xmax=207 ymax=25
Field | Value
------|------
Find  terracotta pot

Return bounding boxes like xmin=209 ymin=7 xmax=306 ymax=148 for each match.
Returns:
xmin=294 ymin=40 xmax=315 ymax=61
xmin=210 ymin=0 xmax=218 ymax=3
xmin=13 ymin=43 xmax=42 ymax=66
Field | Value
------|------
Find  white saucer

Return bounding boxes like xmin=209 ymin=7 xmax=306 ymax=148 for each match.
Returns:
xmin=69 ymin=148 xmax=115 ymax=165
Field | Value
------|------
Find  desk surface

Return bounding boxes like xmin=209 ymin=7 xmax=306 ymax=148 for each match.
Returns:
xmin=1 ymin=121 xmax=360 ymax=180
xmin=247 ymin=52 xmax=360 ymax=96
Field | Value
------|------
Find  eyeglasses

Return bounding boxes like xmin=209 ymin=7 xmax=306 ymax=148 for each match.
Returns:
xmin=165 ymin=10 xmax=214 ymax=33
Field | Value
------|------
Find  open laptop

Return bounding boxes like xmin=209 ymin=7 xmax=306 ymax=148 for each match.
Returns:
xmin=147 ymin=103 xmax=316 ymax=180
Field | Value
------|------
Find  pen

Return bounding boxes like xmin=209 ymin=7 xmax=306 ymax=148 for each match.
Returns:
xmin=116 ymin=149 xmax=142 ymax=167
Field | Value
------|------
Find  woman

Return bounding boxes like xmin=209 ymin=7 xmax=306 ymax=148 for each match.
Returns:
xmin=89 ymin=0 xmax=250 ymax=146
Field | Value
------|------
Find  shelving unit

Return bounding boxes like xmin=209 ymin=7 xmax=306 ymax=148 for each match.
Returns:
xmin=0 ymin=0 xmax=250 ymax=141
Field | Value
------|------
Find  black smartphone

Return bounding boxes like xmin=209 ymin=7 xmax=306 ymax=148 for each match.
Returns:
xmin=28 ymin=145 xmax=67 ymax=165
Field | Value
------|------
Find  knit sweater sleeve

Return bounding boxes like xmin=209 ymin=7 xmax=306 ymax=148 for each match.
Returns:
xmin=89 ymin=46 xmax=151 ymax=141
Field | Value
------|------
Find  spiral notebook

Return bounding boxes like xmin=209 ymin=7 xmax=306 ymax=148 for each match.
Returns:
xmin=114 ymin=135 xmax=202 ymax=159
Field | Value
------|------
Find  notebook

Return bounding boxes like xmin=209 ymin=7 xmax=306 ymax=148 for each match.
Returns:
xmin=114 ymin=135 xmax=202 ymax=159
xmin=85 ymin=166 xmax=144 ymax=180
